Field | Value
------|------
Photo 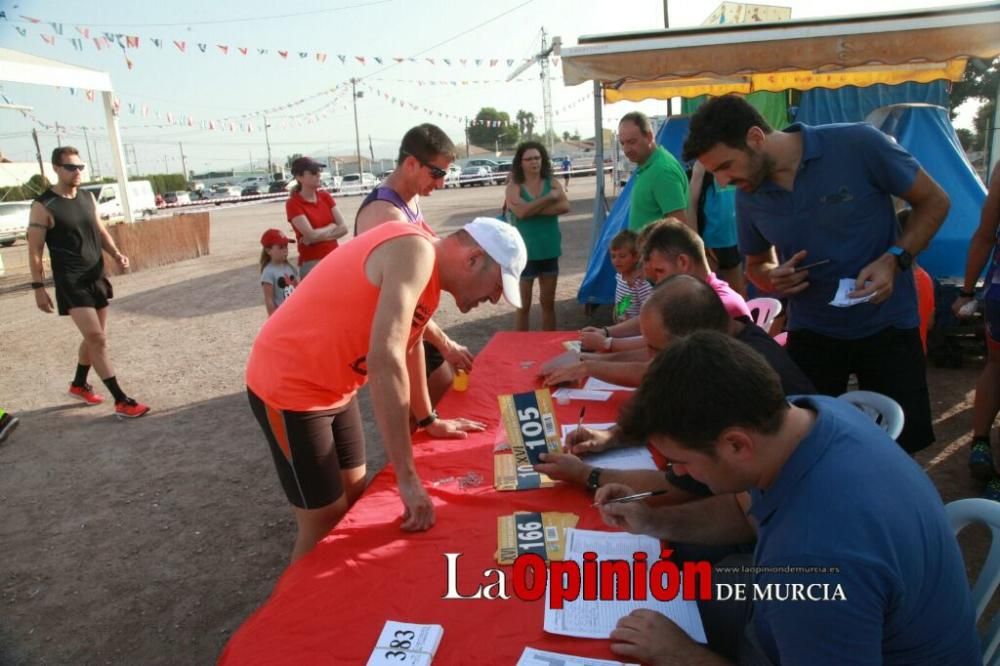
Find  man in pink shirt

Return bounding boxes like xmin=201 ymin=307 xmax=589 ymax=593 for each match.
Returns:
xmin=579 ymin=217 xmax=750 ymax=353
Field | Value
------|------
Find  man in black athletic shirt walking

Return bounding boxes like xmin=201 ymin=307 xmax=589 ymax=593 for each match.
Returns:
xmin=27 ymin=146 xmax=149 ymax=419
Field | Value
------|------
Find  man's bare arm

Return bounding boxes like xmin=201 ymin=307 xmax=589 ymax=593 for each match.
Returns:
xmin=355 ymin=200 xmax=407 ymax=236
xmin=366 ymin=235 xmax=437 ymax=531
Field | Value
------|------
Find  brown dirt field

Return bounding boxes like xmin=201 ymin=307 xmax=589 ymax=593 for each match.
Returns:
xmin=0 ymin=176 xmax=992 ymax=664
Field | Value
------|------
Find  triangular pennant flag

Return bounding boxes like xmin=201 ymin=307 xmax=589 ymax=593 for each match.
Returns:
xmin=257 ymin=48 xmax=268 ymax=55
xmin=208 ymin=120 xmax=215 ymax=130
xmin=460 ymin=59 xmax=467 ymax=66
xmin=128 ymin=102 xmax=136 ymax=114
xmin=21 ymin=15 xmax=41 ymax=23
xmin=443 ymin=59 xmax=451 ymax=66
xmin=490 ymin=59 xmax=498 ymax=67
xmin=551 ymin=57 xmax=559 ymax=67
xmin=187 ymin=116 xmax=194 ymax=127
xmin=86 ymin=90 xmax=95 ymax=102
xmin=393 ymin=57 xmax=403 ymax=63
xmin=337 ymin=54 xmax=346 ymax=64
xmin=112 ymin=97 xmax=121 ymax=114
xmin=41 ymin=34 xmax=55 ymax=45
xmin=299 ymin=52 xmax=308 ymax=59
xmin=173 ymin=40 xmax=186 ymax=52
xmin=197 ymin=43 xmax=207 ymax=53
xmin=76 ymin=26 xmax=90 ymax=38
xmin=474 ymin=59 xmax=482 ymax=66
xmin=50 ymin=22 xmax=63 ymax=35
xmin=70 ymin=38 xmax=83 ymax=51
xmin=103 ymin=31 xmax=115 ymax=42
xmin=315 ymin=52 xmax=327 ymax=63
xmin=126 ymin=35 xmax=139 ymax=48
xmin=142 ymin=105 xmax=149 ymax=118
xmin=425 ymin=58 xmax=434 ymax=65
xmin=15 ymin=27 xmax=26 ymax=37
xmin=355 ymin=56 xmax=365 ymax=64
xmin=217 ymin=45 xmax=228 ymax=55
xmin=152 ymin=37 xmax=161 ymax=48
xmin=278 ymin=50 xmax=288 ymax=59
xmin=374 ymin=56 xmax=383 ymax=65
xmin=167 ymin=112 xmax=174 ymax=124
xmin=238 ymin=46 xmax=247 ymax=55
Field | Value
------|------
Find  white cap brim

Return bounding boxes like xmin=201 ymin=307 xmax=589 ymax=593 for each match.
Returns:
xmin=501 ymin=272 xmax=522 ymax=309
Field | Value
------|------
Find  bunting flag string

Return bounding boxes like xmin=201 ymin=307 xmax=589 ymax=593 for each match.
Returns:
xmin=3 ymin=20 xmax=559 ymax=71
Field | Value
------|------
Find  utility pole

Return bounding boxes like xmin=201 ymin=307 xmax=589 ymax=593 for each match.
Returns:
xmin=464 ymin=118 xmax=470 ymax=158
xmin=178 ymin=142 xmax=188 ymax=183
xmin=350 ymin=78 xmax=363 ymax=174
xmin=130 ymin=145 xmax=140 ymax=176
xmin=263 ymin=115 xmax=273 ymax=179
xmin=368 ymin=135 xmax=375 ymax=171
xmin=31 ymin=128 xmax=46 ymax=183
xmin=164 ymin=155 xmax=169 ymax=173
xmin=93 ymin=142 xmax=101 ymax=179
xmin=82 ymin=127 xmax=95 ymax=172
xmin=53 ymin=123 xmax=63 ymax=148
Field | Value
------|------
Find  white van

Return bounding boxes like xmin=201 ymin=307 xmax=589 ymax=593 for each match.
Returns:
xmin=0 ymin=200 xmax=32 ymax=246
xmin=340 ymin=172 xmax=377 ymax=195
xmin=80 ymin=180 xmax=157 ymax=221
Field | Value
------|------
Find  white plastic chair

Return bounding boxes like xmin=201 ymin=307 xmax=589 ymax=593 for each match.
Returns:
xmin=746 ymin=297 xmax=782 ymax=332
xmin=838 ymin=390 xmax=905 ymax=441
xmin=946 ymin=498 xmax=1000 ymax=665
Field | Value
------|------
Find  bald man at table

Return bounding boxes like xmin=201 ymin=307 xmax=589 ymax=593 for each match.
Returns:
xmin=246 ymin=218 xmax=527 ymax=560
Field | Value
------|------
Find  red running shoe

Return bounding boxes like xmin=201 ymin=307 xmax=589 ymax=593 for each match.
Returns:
xmin=68 ymin=383 xmax=105 ymax=406
xmin=115 ymin=398 xmax=150 ymax=419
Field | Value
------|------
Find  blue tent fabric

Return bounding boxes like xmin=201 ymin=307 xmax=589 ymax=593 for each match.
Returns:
xmin=578 ymin=117 xmax=689 ymax=304
xmin=796 ymin=82 xmax=949 ymax=126
xmin=871 ymin=104 xmax=986 ymax=279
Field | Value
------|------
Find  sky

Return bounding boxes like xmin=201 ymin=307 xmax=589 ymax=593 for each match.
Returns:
xmin=0 ymin=0 xmax=985 ymax=177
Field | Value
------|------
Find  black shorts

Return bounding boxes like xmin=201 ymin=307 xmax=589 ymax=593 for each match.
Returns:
xmin=707 ymin=246 xmax=741 ymax=271
xmin=423 ymin=340 xmax=446 ymax=375
xmin=55 ymin=276 xmax=113 ymax=316
xmin=247 ymin=388 xmax=366 ymax=509
xmin=786 ymin=327 xmax=935 ymax=454
xmin=520 ymin=257 xmax=559 ymax=280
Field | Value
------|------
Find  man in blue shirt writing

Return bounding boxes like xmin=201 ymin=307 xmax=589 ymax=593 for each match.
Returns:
xmin=598 ymin=331 xmax=979 ymax=665
xmin=682 ymin=95 xmax=950 ymax=454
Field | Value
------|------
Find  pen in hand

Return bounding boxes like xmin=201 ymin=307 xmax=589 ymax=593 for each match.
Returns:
xmin=576 ymin=406 xmax=586 ymax=434
xmin=593 ymin=489 xmax=669 ymax=507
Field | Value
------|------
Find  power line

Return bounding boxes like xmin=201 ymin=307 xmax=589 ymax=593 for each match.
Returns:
xmin=8 ymin=1 xmax=392 ymax=28
xmin=360 ymin=0 xmax=535 ymax=81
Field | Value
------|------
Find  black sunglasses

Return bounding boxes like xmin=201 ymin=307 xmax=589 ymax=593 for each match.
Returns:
xmin=403 ymin=152 xmax=447 ymax=180
xmin=58 ymin=163 xmax=86 ymax=172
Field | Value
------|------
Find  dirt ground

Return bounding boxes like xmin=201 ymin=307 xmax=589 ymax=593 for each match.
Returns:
xmin=0 ymin=175 xmax=992 ymax=664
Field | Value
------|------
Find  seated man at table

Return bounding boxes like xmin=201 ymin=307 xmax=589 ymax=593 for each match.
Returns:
xmin=596 ymin=331 xmax=979 ymax=665
xmin=579 ymin=218 xmax=751 ymax=355
xmin=536 ymin=274 xmax=814 ymax=503
xmin=246 ymin=217 xmax=527 ymax=560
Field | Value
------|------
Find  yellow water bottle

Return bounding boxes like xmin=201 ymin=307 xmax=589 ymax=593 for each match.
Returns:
xmin=452 ymin=369 xmax=469 ymax=392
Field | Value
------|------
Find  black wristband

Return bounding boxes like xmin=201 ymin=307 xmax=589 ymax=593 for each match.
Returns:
xmin=587 ymin=467 xmax=604 ymax=491
xmin=416 ymin=410 xmax=438 ymax=429
xmin=960 ymin=289 xmax=976 ymax=298
xmin=602 ymin=326 xmax=610 ymax=337
xmin=30 ymin=282 xmax=44 ymax=289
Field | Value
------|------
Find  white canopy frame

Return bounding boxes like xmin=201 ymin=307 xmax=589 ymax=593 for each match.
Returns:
xmin=0 ymin=47 xmax=135 ymax=222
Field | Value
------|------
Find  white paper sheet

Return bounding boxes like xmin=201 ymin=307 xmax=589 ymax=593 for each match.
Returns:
xmin=544 ymin=529 xmax=706 ymax=643
xmin=517 ymin=647 xmax=638 ymax=666
xmin=560 ymin=425 xmax=658 ymax=471
xmin=582 ymin=378 xmax=636 ymax=392
xmin=551 ymin=388 xmax=612 ymax=402
xmin=829 ymin=278 xmax=876 ymax=308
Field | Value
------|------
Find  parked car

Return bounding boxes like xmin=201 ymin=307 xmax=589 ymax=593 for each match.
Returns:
xmin=0 ymin=201 xmax=32 ymax=247
xmin=162 ymin=191 xmax=192 ymax=205
xmin=79 ymin=180 xmax=157 ymax=219
xmin=241 ymin=185 xmax=262 ymax=197
xmin=377 ymin=170 xmax=393 ymax=182
xmin=340 ymin=172 xmax=377 ymax=194
xmin=444 ymin=164 xmax=462 ymax=188
xmin=268 ymin=180 xmax=291 ymax=194
xmin=320 ymin=174 xmax=343 ymax=193
xmin=460 ymin=166 xmax=492 ymax=187
xmin=466 ymin=158 xmax=499 ymax=171
xmin=493 ymin=160 xmax=513 ymax=183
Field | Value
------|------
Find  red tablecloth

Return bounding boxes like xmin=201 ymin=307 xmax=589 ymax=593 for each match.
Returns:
xmin=219 ymin=332 xmax=639 ymax=665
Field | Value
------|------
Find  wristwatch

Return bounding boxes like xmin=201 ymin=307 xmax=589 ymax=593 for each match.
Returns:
xmin=416 ymin=410 xmax=438 ymax=429
xmin=887 ymin=245 xmax=913 ymax=271
xmin=586 ymin=467 xmax=604 ymax=491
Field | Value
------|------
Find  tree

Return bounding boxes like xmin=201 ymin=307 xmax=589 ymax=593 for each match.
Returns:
xmin=468 ymin=108 xmax=520 ymax=151
xmin=950 ymin=57 xmax=1000 ymax=116
xmin=285 ymin=153 xmax=303 ymax=169
xmin=516 ymin=110 xmax=536 ymax=140
xmin=974 ymin=99 xmax=996 ymax=152
xmin=956 ymin=127 xmax=975 ymax=151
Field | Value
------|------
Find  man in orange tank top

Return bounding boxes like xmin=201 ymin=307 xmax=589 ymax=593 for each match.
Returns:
xmin=246 ymin=217 xmax=527 ymax=560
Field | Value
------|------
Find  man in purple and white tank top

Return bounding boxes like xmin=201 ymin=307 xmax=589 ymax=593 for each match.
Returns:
xmin=354 ymin=124 xmax=473 ymax=405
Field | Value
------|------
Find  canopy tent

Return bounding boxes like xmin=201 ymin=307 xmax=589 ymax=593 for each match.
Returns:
xmin=559 ymin=2 xmax=1000 ymax=301
xmin=0 ymin=48 xmax=135 ymax=222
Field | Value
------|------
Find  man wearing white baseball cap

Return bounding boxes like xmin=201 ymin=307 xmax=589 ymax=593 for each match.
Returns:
xmin=247 ymin=217 xmax=525 ymax=559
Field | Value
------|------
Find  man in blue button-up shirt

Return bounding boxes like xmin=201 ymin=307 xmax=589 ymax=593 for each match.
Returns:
xmin=681 ymin=95 xmax=950 ymax=454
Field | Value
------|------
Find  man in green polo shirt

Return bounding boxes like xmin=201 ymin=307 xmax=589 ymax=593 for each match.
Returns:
xmin=619 ymin=111 xmax=689 ymax=231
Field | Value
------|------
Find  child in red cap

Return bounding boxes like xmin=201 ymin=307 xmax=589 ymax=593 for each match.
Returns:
xmin=259 ymin=228 xmax=299 ymax=316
